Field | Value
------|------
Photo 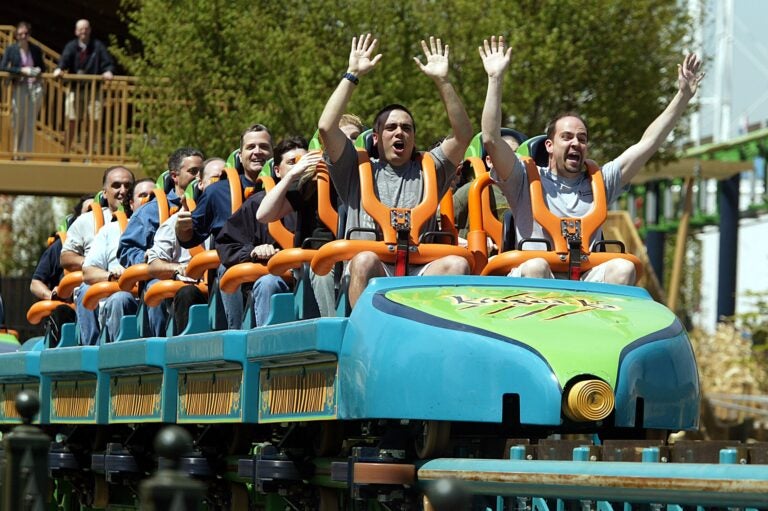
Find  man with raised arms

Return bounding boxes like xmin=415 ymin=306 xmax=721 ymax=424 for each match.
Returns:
xmin=479 ymin=36 xmax=704 ymax=284
xmin=318 ymin=34 xmax=474 ymax=307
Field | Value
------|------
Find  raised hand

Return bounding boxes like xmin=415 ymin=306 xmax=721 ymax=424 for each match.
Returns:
xmin=175 ymin=196 xmax=193 ymax=242
xmin=348 ymin=34 xmax=382 ymax=77
xmin=678 ymin=53 xmax=704 ymax=97
xmin=414 ymin=37 xmax=450 ymax=82
xmin=478 ymin=36 xmax=511 ymax=78
xmin=285 ymin=151 xmax=323 ymax=182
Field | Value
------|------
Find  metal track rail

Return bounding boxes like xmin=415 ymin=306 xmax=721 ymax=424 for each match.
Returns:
xmin=418 ymin=447 xmax=768 ymax=508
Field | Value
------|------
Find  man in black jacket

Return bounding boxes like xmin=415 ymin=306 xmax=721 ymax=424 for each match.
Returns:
xmin=53 ymin=19 xmax=115 ymax=152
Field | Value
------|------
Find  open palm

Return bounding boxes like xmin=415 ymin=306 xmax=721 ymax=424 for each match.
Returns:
xmin=414 ymin=37 xmax=449 ymax=81
xmin=678 ymin=53 xmax=704 ymax=97
xmin=479 ymin=36 xmax=511 ymax=78
xmin=348 ymin=34 xmax=382 ymax=76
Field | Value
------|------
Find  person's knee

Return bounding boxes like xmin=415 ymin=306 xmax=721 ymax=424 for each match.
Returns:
xmin=519 ymin=258 xmax=553 ymax=278
xmin=425 ymin=255 xmax=470 ymax=275
xmin=604 ymin=259 xmax=636 ymax=285
xmin=349 ymin=251 xmax=384 ymax=280
xmin=254 ymin=274 xmax=290 ymax=295
xmin=110 ymin=291 xmax=136 ymax=310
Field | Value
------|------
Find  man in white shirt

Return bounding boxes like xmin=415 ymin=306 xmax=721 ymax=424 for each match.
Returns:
xmin=81 ymin=178 xmax=154 ymax=344
xmin=62 ymin=165 xmax=134 ymax=344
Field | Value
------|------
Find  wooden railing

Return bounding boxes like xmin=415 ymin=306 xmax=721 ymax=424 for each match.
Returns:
xmin=0 ymin=25 xmax=141 ymax=164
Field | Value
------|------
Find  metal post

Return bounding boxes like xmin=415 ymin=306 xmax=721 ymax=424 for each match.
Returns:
xmin=2 ymin=390 xmax=50 ymax=511
xmin=139 ymin=426 xmax=206 ymax=511
xmin=644 ymin=181 xmax=666 ymax=283
xmin=717 ymin=173 xmax=740 ymax=321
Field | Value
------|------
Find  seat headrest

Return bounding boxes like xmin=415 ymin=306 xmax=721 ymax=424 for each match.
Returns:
xmin=464 ymin=128 xmax=529 ymax=161
xmin=516 ymin=134 xmax=549 ymax=167
xmin=354 ymin=128 xmax=378 ymax=159
xmin=226 ymin=149 xmax=244 ymax=173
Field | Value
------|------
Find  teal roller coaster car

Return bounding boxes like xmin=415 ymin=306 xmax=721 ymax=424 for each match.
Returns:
xmin=250 ymin=274 xmax=699 ymax=433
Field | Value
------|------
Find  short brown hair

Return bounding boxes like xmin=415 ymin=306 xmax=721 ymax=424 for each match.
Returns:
xmin=240 ymin=123 xmax=271 ymax=149
xmin=545 ymin=112 xmax=589 ymax=141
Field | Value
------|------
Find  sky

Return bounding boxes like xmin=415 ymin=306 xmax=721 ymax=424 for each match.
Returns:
xmin=696 ymin=0 xmax=768 ymax=141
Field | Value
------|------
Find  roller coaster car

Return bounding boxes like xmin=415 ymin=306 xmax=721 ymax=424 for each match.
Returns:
xmin=260 ymin=138 xmax=698 ymax=445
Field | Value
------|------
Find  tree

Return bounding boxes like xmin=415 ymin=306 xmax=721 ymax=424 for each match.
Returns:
xmin=116 ymin=0 xmax=693 ymax=174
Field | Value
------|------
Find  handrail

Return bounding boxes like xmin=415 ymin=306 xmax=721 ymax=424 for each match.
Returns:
xmin=0 ymin=71 xmax=141 ymax=163
xmin=0 ymin=25 xmax=61 ymax=72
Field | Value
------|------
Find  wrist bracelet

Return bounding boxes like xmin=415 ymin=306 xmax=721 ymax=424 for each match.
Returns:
xmin=342 ymin=72 xmax=359 ymax=85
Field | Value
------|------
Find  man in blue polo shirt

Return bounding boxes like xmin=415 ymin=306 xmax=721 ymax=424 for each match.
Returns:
xmin=118 ymin=147 xmax=203 ymax=335
xmin=176 ymin=123 xmax=273 ymax=328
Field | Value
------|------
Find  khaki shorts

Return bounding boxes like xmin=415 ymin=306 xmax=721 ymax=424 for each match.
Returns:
xmin=508 ymin=262 xmax=608 ymax=282
xmin=65 ymin=90 xmax=102 ymax=121
xmin=343 ymin=259 xmax=433 ymax=278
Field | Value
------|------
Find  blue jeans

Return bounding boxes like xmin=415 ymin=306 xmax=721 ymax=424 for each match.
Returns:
xmin=251 ymin=274 xmax=290 ymax=327
xmin=218 ymin=264 xmax=243 ymax=329
xmin=143 ymin=278 xmax=170 ymax=337
xmin=75 ymin=284 xmax=100 ymax=345
xmin=99 ymin=291 xmax=138 ymax=343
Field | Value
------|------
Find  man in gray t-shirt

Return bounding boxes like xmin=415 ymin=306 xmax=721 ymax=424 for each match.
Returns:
xmin=478 ymin=36 xmax=704 ymax=284
xmin=318 ymin=33 xmax=474 ymax=307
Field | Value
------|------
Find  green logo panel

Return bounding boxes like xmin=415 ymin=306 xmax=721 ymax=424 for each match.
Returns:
xmin=383 ymin=286 xmax=676 ymax=387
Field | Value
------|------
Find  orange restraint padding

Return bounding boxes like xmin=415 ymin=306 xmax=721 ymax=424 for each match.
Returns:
xmin=185 ymin=249 xmax=221 ymax=281
xmin=265 ymin=158 xmax=340 ymax=276
xmin=82 ymin=281 xmax=139 ymax=311
xmin=465 ymin=157 xmax=506 ymax=271
xmin=310 ymin=150 xmax=473 ymax=276
xmin=480 ymin=157 xmax=642 ymax=279
xmin=267 ymin=248 xmax=316 ymax=275
xmin=257 ymin=175 xmax=295 ymax=251
xmin=360 ymin=149 xmax=436 ymax=245
xmin=27 ymin=301 xmax=75 ymax=325
xmin=91 ymin=203 xmax=106 ymax=234
xmin=118 ymin=264 xmax=151 ymax=291
xmin=316 ymin=161 xmax=339 ymax=233
xmin=151 ymin=188 xmax=170 ymax=225
xmin=219 ymin=262 xmax=292 ymax=294
xmin=143 ymin=281 xmax=208 ymax=308
xmin=221 ymin=171 xmax=298 ymax=289
xmin=56 ymin=271 xmax=83 ymax=299
xmin=224 ymin=167 xmax=243 ymax=213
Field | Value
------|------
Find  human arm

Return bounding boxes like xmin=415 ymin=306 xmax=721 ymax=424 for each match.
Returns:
xmin=118 ymin=202 xmax=160 ymax=267
xmin=318 ymin=34 xmax=381 ymax=164
xmin=148 ymin=259 xmax=186 ymax=280
xmin=146 ymin=214 xmax=188 ymax=280
xmin=256 ymin=152 xmax=323 ymax=223
xmin=615 ymin=53 xmax=704 ymax=186
xmin=215 ymin=194 xmax=276 ymax=267
xmin=30 ymin=279 xmax=54 ymax=300
xmin=95 ymin=40 xmax=115 ymax=79
xmin=60 ymin=250 xmax=84 ymax=272
xmin=177 ymin=187 xmax=218 ymax=248
xmin=0 ymin=46 xmax=40 ymax=76
xmin=83 ymin=224 xmax=122 ymax=284
xmin=30 ymin=240 xmax=62 ymax=299
xmin=479 ymin=36 xmax=519 ymax=182
xmin=53 ymin=41 xmax=75 ymax=77
xmin=83 ymin=265 xmax=113 ymax=284
xmin=414 ymin=37 xmax=473 ymax=166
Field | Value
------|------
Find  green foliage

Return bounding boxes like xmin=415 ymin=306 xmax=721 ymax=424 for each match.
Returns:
xmin=116 ymin=0 xmax=692 ymax=174
xmin=0 ymin=196 xmax=56 ymax=277
xmin=737 ymin=291 xmax=768 ymax=348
